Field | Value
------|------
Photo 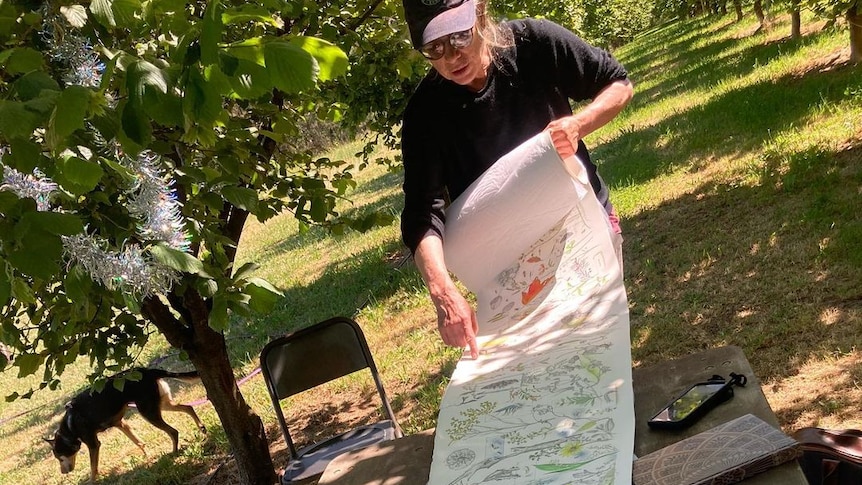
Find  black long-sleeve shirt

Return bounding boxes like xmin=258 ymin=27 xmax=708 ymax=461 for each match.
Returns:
xmin=400 ymin=18 xmax=629 ymax=254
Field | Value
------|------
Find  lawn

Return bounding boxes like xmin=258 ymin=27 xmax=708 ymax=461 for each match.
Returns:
xmin=0 ymin=10 xmax=860 ymax=484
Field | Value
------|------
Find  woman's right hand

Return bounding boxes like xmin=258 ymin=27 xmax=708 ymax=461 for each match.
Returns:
xmin=413 ymin=231 xmax=480 ymax=359
xmin=431 ymin=285 xmax=479 ymax=359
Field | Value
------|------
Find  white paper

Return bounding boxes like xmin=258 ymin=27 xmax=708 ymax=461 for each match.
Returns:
xmin=430 ymin=132 xmax=634 ymax=485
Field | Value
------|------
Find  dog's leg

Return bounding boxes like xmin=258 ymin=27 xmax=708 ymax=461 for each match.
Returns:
xmin=86 ymin=440 xmax=100 ymax=483
xmin=161 ymin=401 xmax=207 ymax=434
xmin=116 ymin=419 xmax=148 ymax=456
xmin=157 ymin=379 xmax=207 ymax=433
xmin=135 ymin=400 xmax=181 ymax=452
xmin=137 ymin=411 xmax=180 ymax=452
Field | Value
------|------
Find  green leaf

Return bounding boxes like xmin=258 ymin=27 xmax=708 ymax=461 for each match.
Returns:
xmin=14 ymin=71 xmax=60 ymax=101
xmin=245 ymin=277 xmax=282 ymax=313
xmin=11 ymin=278 xmax=36 ymax=304
xmin=6 ymin=139 xmax=44 ymax=173
xmin=232 ymin=262 xmax=259 ymax=281
xmin=89 ymin=0 xmax=116 ymax=27
xmin=534 ymin=461 xmax=593 ymax=473
xmin=123 ymin=292 xmax=141 ymax=313
xmin=200 ymin=1 xmax=223 ymax=65
xmin=90 ymin=0 xmax=140 ymax=28
xmin=65 ymin=265 xmax=93 ymax=302
xmin=8 ymin=229 xmax=62 ymax=280
xmin=222 ymin=5 xmax=283 ymax=27
xmin=0 ymin=192 xmax=19 ymax=214
xmin=113 ymin=376 xmax=127 ymax=391
xmin=142 ymin=90 xmax=183 ymax=127
xmin=126 ymin=59 xmax=168 ymax=101
xmin=0 ymin=3 xmax=16 ymax=38
xmin=23 ymin=90 xmax=60 ymax=116
xmin=54 ymin=157 xmax=105 ymax=195
xmin=221 ymin=186 xmax=258 ymax=211
xmin=0 ymin=258 xmax=10 ymax=306
xmin=228 ymin=59 xmax=271 ymax=99
xmin=218 ymin=51 xmax=239 ymax=76
xmin=47 ymin=86 xmax=91 ymax=151
xmin=14 ymin=353 xmax=43 ymax=378
xmin=182 ymin=67 xmax=222 ymax=125
xmin=60 ymin=5 xmax=89 ymax=28
xmin=224 ymin=37 xmax=265 ymax=66
xmin=290 ymin=36 xmax=348 ymax=82
xmin=209 ymin=294 xmax=229 ymax=331
xmin=5 ymin=48 xmax=43 ymax=74
xmin=113 ymin=0 xmax=141 ymax=27
xmin=309 ymin=195 xmax=332 ymax=222
xmin=21 ymin=211 xmax=84 ymax=236
xmin=264 ymin=41 xmax=317 ymax=93
xmin=0 ymin=101 xmax=39 ymax=139
xmin=395 ymin=55 xmax=414 ymax=79
xmin=120 ymin=100 xmax=152 ymax=146
xmin=149 ymin=244 xmax=203 ymax=274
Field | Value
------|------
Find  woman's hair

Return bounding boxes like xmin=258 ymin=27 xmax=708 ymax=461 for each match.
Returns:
xmin=475 ymin=1 xmax=514 ymax=60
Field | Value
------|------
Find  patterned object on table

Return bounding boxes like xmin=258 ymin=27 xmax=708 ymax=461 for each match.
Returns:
xmin=632 ymin=413 xmax=800 ymax=485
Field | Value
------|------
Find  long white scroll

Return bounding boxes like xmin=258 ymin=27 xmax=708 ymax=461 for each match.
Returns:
xmin=429 ymin=132 xmax=634 ymax=485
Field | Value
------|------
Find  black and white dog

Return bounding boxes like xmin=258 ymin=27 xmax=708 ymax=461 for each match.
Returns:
xmin=46 ymin=368 xmax=206 ymax=481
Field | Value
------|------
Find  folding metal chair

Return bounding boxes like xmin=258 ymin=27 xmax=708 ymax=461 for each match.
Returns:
xmin=260 ymin=316 xmax=403 ymax=483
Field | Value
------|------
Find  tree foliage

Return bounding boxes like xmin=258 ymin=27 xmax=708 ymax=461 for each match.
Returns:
xmin=0 ymin=0 xmax=418 ymax=482
xmin=494 ymin=0 xmax=652 ymax=48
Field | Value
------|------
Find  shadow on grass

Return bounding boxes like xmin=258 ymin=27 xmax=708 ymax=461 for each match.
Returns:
xmin=226 ymin=236 xmax=417 ymax=354
xmin=249 ymin=178 xmax=404 ymax=266
xmin=599 ymin=57 xmax=860 ymax=187
xmin=628 ymin=17 xmax=823 ymax=103
xmin=626 ymin=142 xmax=862 ymax=382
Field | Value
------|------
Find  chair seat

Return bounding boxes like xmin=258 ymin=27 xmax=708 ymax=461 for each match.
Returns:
xmin=281 ymin=420 xmax=398 ymax=482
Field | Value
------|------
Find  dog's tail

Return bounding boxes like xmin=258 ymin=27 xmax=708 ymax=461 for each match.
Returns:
xmin=148 ymin=368 xmax=200 ymax=381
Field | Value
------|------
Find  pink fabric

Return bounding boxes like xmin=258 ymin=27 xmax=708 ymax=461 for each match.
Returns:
xmin=608 ymin=207 xmax=622 ymax=234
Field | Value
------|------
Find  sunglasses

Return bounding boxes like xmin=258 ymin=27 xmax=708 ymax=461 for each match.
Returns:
xmin=419 ymin=28 xmax=474 ymax=60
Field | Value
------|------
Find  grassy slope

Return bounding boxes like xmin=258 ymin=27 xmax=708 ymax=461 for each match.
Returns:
xmin=1 ymin=11 xmax=860 ymax=484
xmin=603 ymin=14 xmax=862 ymax=429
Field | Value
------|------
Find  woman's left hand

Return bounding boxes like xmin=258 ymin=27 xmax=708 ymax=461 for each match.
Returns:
xmin=545 ymin=115 xmax=583 ymax=159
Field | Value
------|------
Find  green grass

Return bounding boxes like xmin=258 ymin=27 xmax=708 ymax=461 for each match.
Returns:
xmin=1 ymin=10 xmax=861 ymax=484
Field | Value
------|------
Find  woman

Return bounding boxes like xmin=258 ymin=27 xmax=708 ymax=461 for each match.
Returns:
xmin=400 ymin=0 xmax=633 ymax=359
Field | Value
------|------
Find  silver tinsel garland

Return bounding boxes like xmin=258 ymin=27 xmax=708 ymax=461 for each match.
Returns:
xmin=1 ymin=165 xmax=58 ymax=211
xmin=2 ymin=147 xmax=191 ymax=297
xmin=61 ymin=234 xmax=177 ymax=296
xmin=124 ymin=151 xmax=191 ymax=252
xmin=40 ymin=8 xmax=104 ymax=87
xmin=59 ymin=150 xmax=191 ymax=297
xmin=0 ymin=10 xmax=191 ymax=298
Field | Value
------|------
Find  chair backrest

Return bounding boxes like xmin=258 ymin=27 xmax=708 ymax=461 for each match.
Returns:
xmin=260 ymin=316 xmax=399 ymax=458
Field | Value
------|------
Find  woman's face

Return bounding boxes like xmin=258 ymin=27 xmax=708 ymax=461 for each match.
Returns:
xmin=429 ymin=28 xmax=491 ymax=92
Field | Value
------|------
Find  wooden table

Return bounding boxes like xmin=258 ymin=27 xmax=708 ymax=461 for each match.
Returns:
xmin=632 ymin=345 xmax=807 ymax=484
xmin=320 ymin=346 xmax=806 ymax=484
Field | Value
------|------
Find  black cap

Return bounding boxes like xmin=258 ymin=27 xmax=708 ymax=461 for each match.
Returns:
xmin=403 ymin=0 xmax=477 ymax=49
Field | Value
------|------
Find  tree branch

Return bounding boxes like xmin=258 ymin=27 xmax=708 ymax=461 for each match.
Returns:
xmin=345 ymin=0 xmax=386 ymax=34
xmin=141 ymin=296 xmax=193 ymax=350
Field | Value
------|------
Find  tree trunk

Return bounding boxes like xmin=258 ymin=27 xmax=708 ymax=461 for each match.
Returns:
xmin=753 ymin=0 xmax=766 ymax=32
xmin=850 ymin=5 xmax=862 ymax=63
xmin=190 ymin=326 xmax=277 ymax=485
xmin=733 ymin=0 xmax=743 ymax=21
xmin=142 ymin=293 xmax=278 ymax=485
xmin=791 ymin=0 xmax=801 ymax=39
